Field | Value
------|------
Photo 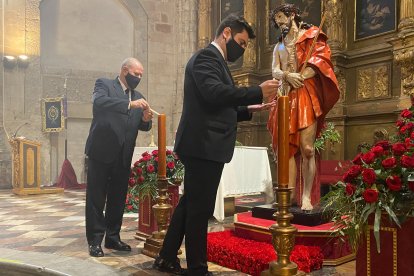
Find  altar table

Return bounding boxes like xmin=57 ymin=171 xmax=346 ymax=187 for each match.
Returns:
xmin=132 ymin=146 xmax=273 ymax=222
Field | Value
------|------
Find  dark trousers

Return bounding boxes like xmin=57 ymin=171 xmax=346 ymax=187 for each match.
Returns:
xmin=85 ymin=156 xmax=130 ymax=245
xmin=159 ymin=155 xmax=224 ymax=276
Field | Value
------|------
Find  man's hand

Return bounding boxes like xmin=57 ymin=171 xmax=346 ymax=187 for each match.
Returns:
xmin=130 ymin=99 xmax=149 ymax=110
xmin=142 ymin=108 xmax=153 ymax=122
xmin=248 ymin=100 xmax=277 ymax=113
xmin=286 ymin=72 xmax=304 ymax=89
xmin=259 ymin=79 xmax=281 ymax=99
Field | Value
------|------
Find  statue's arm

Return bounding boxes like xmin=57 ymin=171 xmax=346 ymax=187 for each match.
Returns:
xmin=271 ymin=43 xmax=283 ymax=80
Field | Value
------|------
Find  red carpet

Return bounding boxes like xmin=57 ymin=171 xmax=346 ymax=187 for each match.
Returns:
xmin=234 ymin=212 xmax=354 ymax=265
xmin=207 ymin=230 xmax=323 ymax=275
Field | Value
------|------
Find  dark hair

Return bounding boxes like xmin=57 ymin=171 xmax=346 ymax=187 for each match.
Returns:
xmin=269 ymin=4 xmax=312 ymax=42
xmin=215 ymin=13 xmax=256 ymax=39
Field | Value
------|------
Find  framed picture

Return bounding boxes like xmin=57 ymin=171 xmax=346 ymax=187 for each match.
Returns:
xmin=267 ymin=0 xmax=322 ymax=45
xmin=41 ymin=97 xmax=65 ymax=132
xmin=355 ymin=0 xmax=396 ymax=41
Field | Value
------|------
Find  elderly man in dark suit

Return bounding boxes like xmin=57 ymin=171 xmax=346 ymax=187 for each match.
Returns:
xmin=85 ymin=57 xmax=153 ymax=257
xmin=153 ymin=14 xmax=280 ymax=276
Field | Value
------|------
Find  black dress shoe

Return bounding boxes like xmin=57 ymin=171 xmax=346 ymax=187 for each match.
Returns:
xmin=153 ymin=255 xmax=187 ymax=275
xmin=104 ymin=240 xmax=131 ymax=251
xmin=89 ymin=244 xmax=104 ymax=257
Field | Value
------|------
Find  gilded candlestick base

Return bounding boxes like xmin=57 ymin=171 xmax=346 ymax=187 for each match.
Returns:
xmin=142 ymin=177 xmax=172 ymax=258
xmin=262 ymin=187 xmax=298 ymax=276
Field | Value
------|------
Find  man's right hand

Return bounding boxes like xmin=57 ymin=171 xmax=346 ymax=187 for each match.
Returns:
xmin=259 ymin=79 xmax=280 ymax=99
xmin=130 ymin=99 xmax=149 ymax=110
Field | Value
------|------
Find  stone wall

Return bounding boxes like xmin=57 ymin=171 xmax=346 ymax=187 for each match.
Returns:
xmin=0 ymin=0 xmax=198 ymax=188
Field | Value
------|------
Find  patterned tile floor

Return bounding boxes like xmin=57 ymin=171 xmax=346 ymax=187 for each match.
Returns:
xmin=0 ymin=190 xmax=355 ymax=275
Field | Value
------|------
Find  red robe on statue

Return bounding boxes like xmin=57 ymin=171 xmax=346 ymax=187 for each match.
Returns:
xmin=267 ymin=27 xmax=340 ymax=205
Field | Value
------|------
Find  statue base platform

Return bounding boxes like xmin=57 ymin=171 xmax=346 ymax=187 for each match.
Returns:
xmin=13 ymin=187 xmax=64 ymax=196
xmin=251 ymin=204 xmax=329 ymax=226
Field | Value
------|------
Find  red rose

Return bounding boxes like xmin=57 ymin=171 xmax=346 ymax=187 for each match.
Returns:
xmin=361 ymin=152 xmax=375 ymax=164
xmin=166 ymin=149 xmax=173 ymax=155
xmin=154 ymin=157 xmax=159 ymax=162
xmin=392 ymin=142 xmax=407 ymax=156
xmin=382 ymin=157 xmax=396 ymax=169
xmin=137 ymin=175 xmax=144 ymax=183
xmin=371 ymin=146 xmax=384 ymax=157
xmin=396 ymin=120 xmax=405 ymax=127
xmin=386 ymin=175 xmax=402 ymax=191
xmin=410 ymin=131 xmax=414 ymax=140
xmin=400 ymin=125 xmax=409 ymax=134
xmin=136 ymin=167 xmax=143 ymax=175
xmin=152 ymin=150 xmax=158 ymax=156
xmin=167 ymin=161 xmax=175 ymax=169
xmin=362 ymin=168 xmax=376 ymax=186
xmin=362 ymin=189 xmax=379 ymax=203
xmin=375 ymin=140 xmax=391 ymax=150
xmin=147 ymin=164 xmax=155 ymax=173
xmin=128 ymin=177 xmax=135 ymax=187
xmin=143 ymin=154 xmax=151 ymax=161
xmin=127 ymin=205 xmax=133 ymax=210
xmin=345 ymin=183 xmax=356 ymax=196
xmin=401 ymin=155 xmax=414 ymax=168
xmin=142 ymin=151 xmax=150 ymax=157
xmin=408 ymin=181 xmax=414 ymax=192
xmin=401 ymin=109 xmax=413 ymax=118
xmin=407 ymin=122 xmax=414 ymax=130
xmin=134 ymin=160 xmax=140 ymax=167
xmin=352 ymin=153 xmax=363 ymax=165
xmin=343 ymin=165 xmax=362 ymax=182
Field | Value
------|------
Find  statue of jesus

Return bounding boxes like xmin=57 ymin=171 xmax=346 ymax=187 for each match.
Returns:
xmin=267 ymin=4 xmax=340 ymax=210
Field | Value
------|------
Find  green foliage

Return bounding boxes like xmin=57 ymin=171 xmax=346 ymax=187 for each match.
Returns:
xmin=314 ymin=122 xmax=341 ymax=153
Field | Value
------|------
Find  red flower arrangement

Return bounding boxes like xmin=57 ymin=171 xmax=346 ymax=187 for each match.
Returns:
xmin=124 ymin=149 xmax=184 ymax=212
xmin=207 ymin=230 xmax=323 ymax=275
xmin=324 ymin=107 xmax=414 ymax=253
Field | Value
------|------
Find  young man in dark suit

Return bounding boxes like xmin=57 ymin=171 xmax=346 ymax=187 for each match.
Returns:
xmin=84 ymin=58 xmax=153 ymax=257
xmin=153 ymin=14 xmax=280 ymax=275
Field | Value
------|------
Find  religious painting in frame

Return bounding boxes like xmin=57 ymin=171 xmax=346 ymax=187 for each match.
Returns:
xmin=41 ymin=97 xmax=65 ymax=132
xmin=354 ymin=0 xmax=396 ymax=41
xmin=267 ymin=0 xmax=322 ymax=46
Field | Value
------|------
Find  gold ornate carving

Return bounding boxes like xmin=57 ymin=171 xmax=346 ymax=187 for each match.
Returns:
xmin=357 ymin=64 xmax=390 ymax=100
xmin=399 ymin=0 xmax=414 ymax=32
xmin=197 ymin=0 xmax=212 ymax=49
xmin=373 ymin=128 xmax=389 ymax=144
xmin=357 ymin=68 xmax=372 ymax=100
xmin=335 ymin=67 xmax=346 ymax=102
xmin=242 ymin=0 xmax=257 ymax=69
xmin=324 ymin=0 xmax=344 ymax=52
xmin=395 ymin=49 xmax=414 ymax=96
xmin=9 ymin=139 xmax=20 ymax=189
xmin=373 ymin=65 xmax=389 ymax=98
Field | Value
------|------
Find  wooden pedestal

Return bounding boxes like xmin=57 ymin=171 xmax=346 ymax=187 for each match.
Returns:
xmin=9 ymin=137 xmax=63 ymax=195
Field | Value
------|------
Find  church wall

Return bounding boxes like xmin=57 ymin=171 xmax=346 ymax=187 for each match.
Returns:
xmin=0 ymin=0 xmax=198 ymax=188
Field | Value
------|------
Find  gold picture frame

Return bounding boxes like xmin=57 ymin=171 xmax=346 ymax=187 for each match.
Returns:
xmin=354 ymin=0 xmax=397 ymax=41
xmin=41 ymin=97 xmax=65 ymax=132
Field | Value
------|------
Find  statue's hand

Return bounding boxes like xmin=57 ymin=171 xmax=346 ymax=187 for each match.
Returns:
xmin=286 ymin=72 xmax=304 ymax=89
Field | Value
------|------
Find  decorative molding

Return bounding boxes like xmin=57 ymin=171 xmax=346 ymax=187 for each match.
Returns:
xmin=357 ymin=64 xmax=390 ymax=101
xmin=324 ymin=0 xmax=344 ymax=52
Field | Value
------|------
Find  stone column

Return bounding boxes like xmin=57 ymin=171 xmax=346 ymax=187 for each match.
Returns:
xmin=242 ymin=0 xmax=257 ymax=70
xmin=324 ymin=0 xmax=344 ymax=53
xmin=197 ymin=0 xmax=212 ymax=50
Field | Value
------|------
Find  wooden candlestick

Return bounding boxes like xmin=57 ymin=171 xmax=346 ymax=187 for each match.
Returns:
xmin=158 ymin=114 xmax=166 ymax=178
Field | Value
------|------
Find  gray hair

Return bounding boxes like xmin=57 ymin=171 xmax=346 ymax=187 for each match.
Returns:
xmin=121 ymin=57 xmax=141 ymax=69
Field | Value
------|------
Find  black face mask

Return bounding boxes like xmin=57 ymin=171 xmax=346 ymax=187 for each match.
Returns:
xmin=125 ymin=72 xmax=141 ymax=90
xmin=226 ymin=37 xmax=245 ymax=62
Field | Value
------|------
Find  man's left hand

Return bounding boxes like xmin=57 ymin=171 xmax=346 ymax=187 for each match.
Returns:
xmin=248 ymin=100 xmax=277 ymax=113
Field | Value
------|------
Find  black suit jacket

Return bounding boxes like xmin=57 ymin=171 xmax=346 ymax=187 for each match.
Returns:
xmin=174 ymin=44 xmax=263 ymax=163
xmin=85 ymin=78 xmax=151 ymax=167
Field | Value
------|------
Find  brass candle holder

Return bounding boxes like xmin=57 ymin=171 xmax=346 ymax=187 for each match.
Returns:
xmin=262 ymin=96 xmax=298 ymax=276
xmin=142 ymin=177 xmax=172 ymax=257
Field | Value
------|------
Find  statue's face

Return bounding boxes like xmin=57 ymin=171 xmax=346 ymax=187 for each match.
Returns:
xmin=274 ymin=11 xmax=292 ymax=32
